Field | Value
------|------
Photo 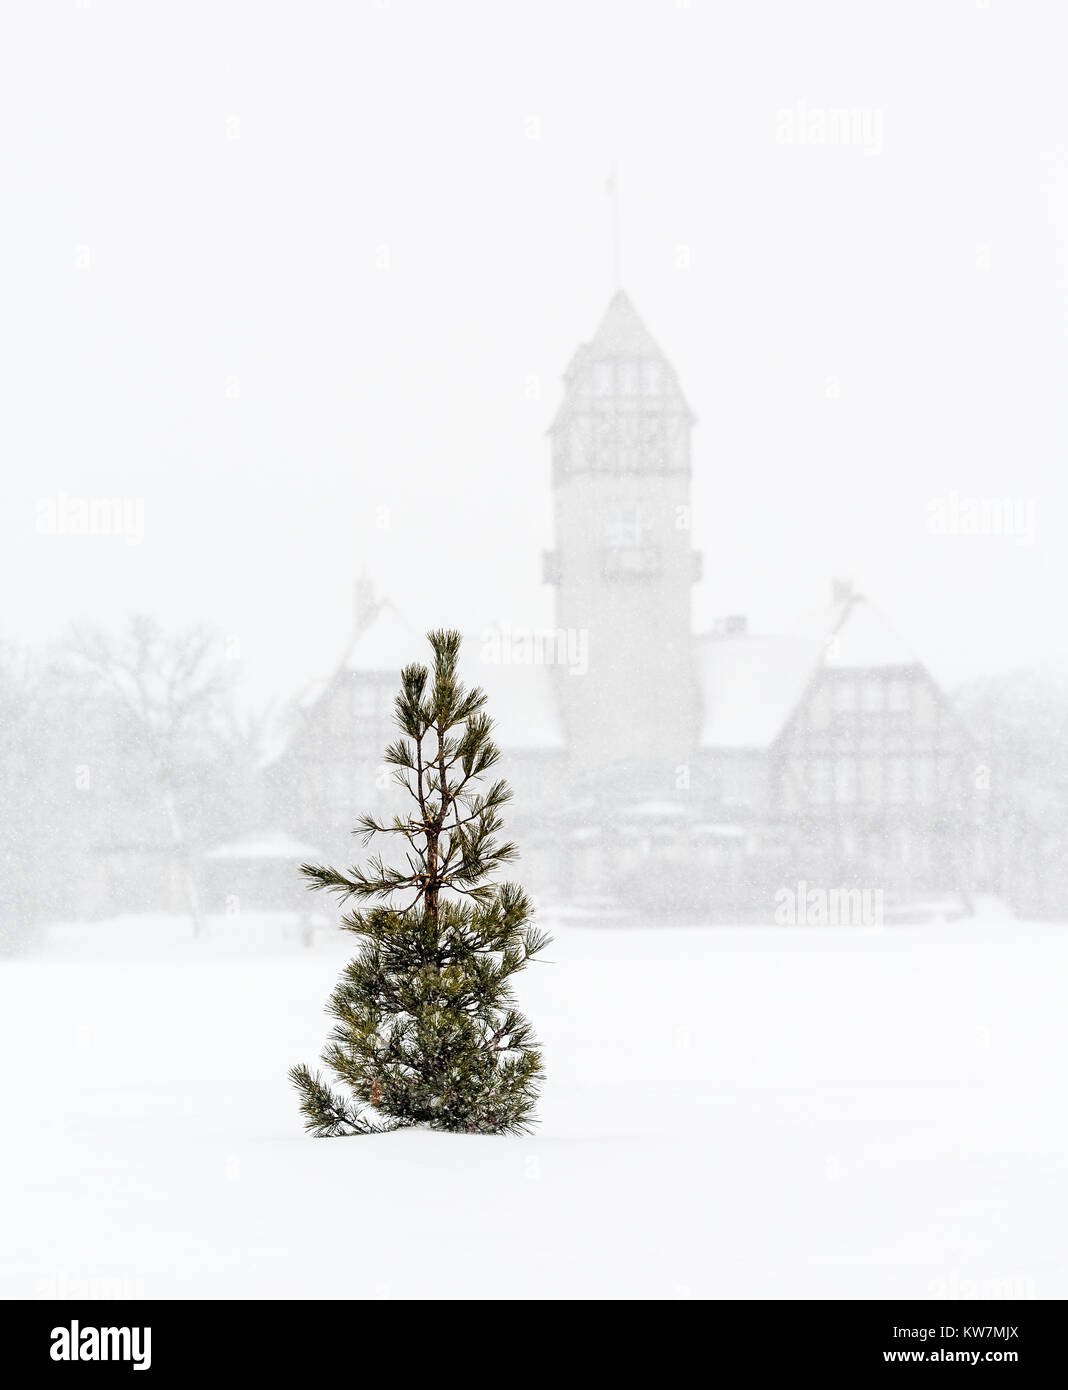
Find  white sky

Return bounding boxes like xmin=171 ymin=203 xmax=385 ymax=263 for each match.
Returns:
xmin=2 ymin=0 xmax=1066 ymax=706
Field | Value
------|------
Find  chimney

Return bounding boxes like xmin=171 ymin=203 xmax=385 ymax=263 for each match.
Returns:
xmin=831 ymin=576 xmax=854 ymax=604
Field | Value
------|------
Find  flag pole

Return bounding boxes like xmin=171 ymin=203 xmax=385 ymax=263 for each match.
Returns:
xmin=608 ymin=165 xmax=622 ymax=288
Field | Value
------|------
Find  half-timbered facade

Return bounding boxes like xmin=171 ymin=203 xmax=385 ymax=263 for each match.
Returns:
xmin=260 ymin=292 xmax=978 ymax=916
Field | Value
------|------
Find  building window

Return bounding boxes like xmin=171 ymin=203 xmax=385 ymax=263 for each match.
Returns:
xmin=722 ymin=762 xmax=755 ymax=807
xmin=329 ymin=691 xmax=350 ymax=736
xmin=914 ymin=757 xmax=937 ymax=803
xmin=861 ymin=679 xmax=884 ymax=712
xmin=887 ymin=680 xmax=911 ymax=712
xmin=603 ymin=506 xmax=654 ymax=549
xmin=914 ymin=683 xmax=937 ymax=726
xmin=859 ymin=757 xmax=882 ymax=804
xmin=808 ymin=686 xmax=831 ymax=730
xmin=831 ymin=680 xmax=857 ymax=712
xmin=353 ymin=731 xmax=378 ymax=758
xmin=641 ymin=361 xmax=662 ymax=395
xmin=807 ymin=759 xmax=831 ymax=804
xmin=834 ymin=759 xmax=858 ymax=804
xmin=593 ymin=363 xmax=613 ymax=395
xmin=617 ymin=361 xmax=639 ymax=395
xmin=351 ymin=682 xmax=376 ymax=717
xmin=593 ymin=411 xmax=616 ymax=469
xmin=886 ymin=757 xmax=909 ymax=803
xmin=640 ymin=414 xmax=666 ymax=470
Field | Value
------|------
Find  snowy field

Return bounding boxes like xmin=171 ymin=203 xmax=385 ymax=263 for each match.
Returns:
xmin=2 ymin=906 xmax=1065 ymax=1300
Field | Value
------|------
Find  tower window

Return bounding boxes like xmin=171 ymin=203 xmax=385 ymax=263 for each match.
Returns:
xmin=593 ymin=363 xmax=613 ymax=396
xmin=593 ymin=411 xmax=616 ymax=469
xmin=640 ymin=415 xmax=666 ymax=470
xmin=603 ymin=506 xmax=654 ymax=548
xmin=601 ymin=505 xmax=659 ymax=577
xmin=641 ymin=361 xmax=662 ymax=395
xmin=807 ymin=759 xmax=832 ymax=804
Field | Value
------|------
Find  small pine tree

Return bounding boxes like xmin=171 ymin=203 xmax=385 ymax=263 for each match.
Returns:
xmin=289 ymin=629 xmax=550 ymax=1136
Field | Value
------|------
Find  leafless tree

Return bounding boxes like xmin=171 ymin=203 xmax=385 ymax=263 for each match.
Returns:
xmin=65 ymin=615 xmax=239 ymax=937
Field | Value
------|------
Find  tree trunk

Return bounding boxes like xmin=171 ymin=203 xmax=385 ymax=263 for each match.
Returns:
xmin=163 ymin=789 xmax=202 ymax=938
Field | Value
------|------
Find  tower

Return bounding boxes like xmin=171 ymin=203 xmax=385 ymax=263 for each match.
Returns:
xmin=544 ymin=290 xmax=701 ymax=788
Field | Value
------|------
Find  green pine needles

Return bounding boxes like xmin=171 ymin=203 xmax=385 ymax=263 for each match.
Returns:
xmin=289 ymin=629 xmax=550 ymax=1137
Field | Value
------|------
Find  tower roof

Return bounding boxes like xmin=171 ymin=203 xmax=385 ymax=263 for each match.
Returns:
xmin=586 ymin=288 xmax=667 ymax=358
xmin=551 ymin=289 xmax=694 ymax=432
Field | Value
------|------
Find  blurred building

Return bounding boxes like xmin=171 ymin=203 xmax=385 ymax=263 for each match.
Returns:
xmin=262 ymin=292 xmax=979 ymax=918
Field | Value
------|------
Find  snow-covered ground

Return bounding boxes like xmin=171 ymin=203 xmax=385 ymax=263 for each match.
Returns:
xmin=2 ymin=906 xmax=1065 ymax=1299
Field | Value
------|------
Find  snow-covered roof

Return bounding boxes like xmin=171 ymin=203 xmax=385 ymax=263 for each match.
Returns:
xmin=256 ymin=724 xmax=293 ymax=772
xmin=794 ymin=593 xmax=921 ymax=670
xmin=205 ymin=830 xmax=323 ymax=861
xmin=462 ymin=650 xmax=565 ymax=751
xmin=297 ymin=675 xmax=330 ymax=710
xmin=264 ymin=595 xmax=564 ymax=764
xmin=343 ymin=601 xmax=421 ymax=674
xmin=585 ymin=288 xmax=667 ymax=358
xmin=341 ymin=606 xmax=565 ymax=750
xmin=696 ymin=632 xmax=824 ymax=749
xmin=696 ymin=594 xmax=933 ymax=749
xmin=826 ymin=599 xmax=919 ymax=669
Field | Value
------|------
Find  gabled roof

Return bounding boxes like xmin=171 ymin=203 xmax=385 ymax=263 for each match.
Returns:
xmin=551 ymin=289 xmax=695 ymax=432
xmin=347 ymin=608 xmax=565 ymax=749
xmin=794 ymin=592 xmax=922 ymax=670
xmin=344 ymin=606 xmax=567 ymax=745
xmin=695 ymin=593 xmax=942 ymax=751
xmin=343 ymin=600 xmax=420 ymax=674
xmin=263 ymin=595 xmax=565 ymax=767
xmin=586 ymin=288 xmax=666 ymax=357
xmin=461 ymin=652 xmax=565 ymax=752
xmin=696 ymin=632 xmax=824 ymax=750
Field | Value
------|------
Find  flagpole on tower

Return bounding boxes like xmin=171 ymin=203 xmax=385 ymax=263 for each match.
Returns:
xmin=607 ymin=164 xmax=622 ymax=288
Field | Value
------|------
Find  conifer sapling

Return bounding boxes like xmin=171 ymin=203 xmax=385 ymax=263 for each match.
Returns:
xmin=289 ymin=629 xmax=549 ymax=1136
